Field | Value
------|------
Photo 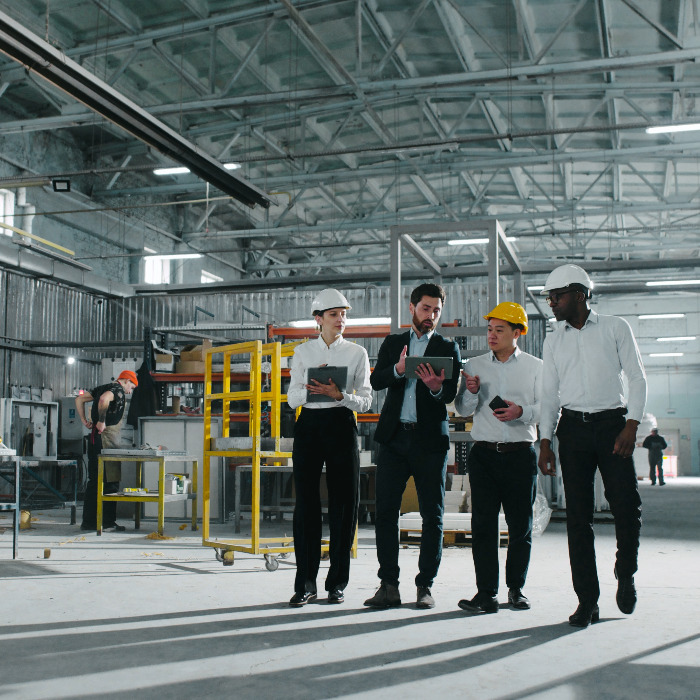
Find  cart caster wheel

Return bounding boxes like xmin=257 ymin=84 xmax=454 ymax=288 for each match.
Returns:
xmin=215 ymin=548 xmax=235 ymax=566
xmin=278 ymin=551 xmax=290 ymax=560
xmin=264 ymin=554 xmax=279 ymax=571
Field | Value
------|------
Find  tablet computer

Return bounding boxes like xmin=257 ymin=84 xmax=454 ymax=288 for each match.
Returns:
xmin=306 ymin=365 xmax=348 ymax=403
xmin=404 ymin=356 xmax=454 ymax=380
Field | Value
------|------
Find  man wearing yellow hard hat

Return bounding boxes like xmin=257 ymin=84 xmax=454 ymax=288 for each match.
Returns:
xmin=455 ymin=301 xmax=542 ymax=614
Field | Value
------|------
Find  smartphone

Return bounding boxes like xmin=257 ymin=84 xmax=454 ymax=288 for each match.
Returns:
xmin=488 ymin=395 xmax=509 ymax=411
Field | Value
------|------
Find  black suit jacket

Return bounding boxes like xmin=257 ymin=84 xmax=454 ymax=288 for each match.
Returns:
xmin=371 ymin=331 xmax=461 ymax=452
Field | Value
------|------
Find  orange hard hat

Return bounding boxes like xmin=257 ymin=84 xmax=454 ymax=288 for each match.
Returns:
xmin=117 ymin=370 xmax=138 ymax=386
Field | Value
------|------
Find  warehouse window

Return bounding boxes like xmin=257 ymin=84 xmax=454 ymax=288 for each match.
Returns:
xmin=201 ymin=270 xmax=223 ymax=284
xmin=144 ymin=256 xmax=170 ymax=284
xmin=0 ymin=189 xmax=15 ymax=234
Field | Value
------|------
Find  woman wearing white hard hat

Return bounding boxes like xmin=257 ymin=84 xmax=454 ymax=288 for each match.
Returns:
xmin=286 ymin=288 xmax=372 ymax=606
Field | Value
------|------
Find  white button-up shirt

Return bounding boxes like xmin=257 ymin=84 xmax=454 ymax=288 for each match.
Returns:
xmin=539 ymin=310 xmax=647 ymax=441
xmin=287 ymin=335 xmax=372 ymax=413
xmin=455 ymin=347 xmax=542 ymax=443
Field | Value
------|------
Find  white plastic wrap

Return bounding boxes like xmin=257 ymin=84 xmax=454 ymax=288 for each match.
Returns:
xmin=532 ymin=492 xmax=552 ymax=537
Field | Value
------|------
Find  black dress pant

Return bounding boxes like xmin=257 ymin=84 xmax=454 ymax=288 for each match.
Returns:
xmin=374 ymin=430 xmax=448 ymax=588
xmin=468 ymin=444 xmax=537 ymax=596
xmin=557 ymin=413 xmax=642 ymax=604
xmin=292 ymin=407 xmax=360 ymax=594
xmin=82 ymin=429 xmax=118 ymax=528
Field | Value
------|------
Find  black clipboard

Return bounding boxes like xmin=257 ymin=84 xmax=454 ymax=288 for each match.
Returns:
xmin=306 ymin=365 xmax=348 ymax=403
xmin=404 ymin=356 xmax=454 ymax=379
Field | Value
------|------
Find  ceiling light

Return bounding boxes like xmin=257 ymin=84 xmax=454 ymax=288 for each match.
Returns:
xmin=345 ymin=317 xmax=391 ymax=326
xmin=288 ymin=320 xmax=317 ymax=328
xmin=656 ymin=336 xmax=696 ymax=342
xmin=649 ymin=352 xmax=684 ymax=357
xmin=646 ymin=123 xmax=700 ymax=134
xmin=646 ymin=280 xmax=700 ymax=287
xmin=224 ymin=162 xmax=241 ymax=170
xmin=448 ymin=237 xmax=517 ymax=245
xmin=66 ymin=356 xmax=75 ymax=365
xmin=143 ymin=246 xmax=157 ymax=254
xmin=52 ymin=179 xmax=70 ymax=192
xmin=153 ymin=167 xmax=190 ymax=176
xmin=528 ymin=285 xmax=545 ymax=291
xmin=144 ymin=253 xmax=202 ymax=261
xmin=638 ymin=313 xmax=685 ymax=319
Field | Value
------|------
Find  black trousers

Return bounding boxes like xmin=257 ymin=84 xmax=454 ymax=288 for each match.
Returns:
xmin=648 ymin=455 xmax=664 ymax=484
xmin=557 ymin=414 xmax=642 ymax=604
xmin=468 ymin=444 xmax=537 ymax=596
xmin=374 ymin=430 xmax=448 ymax=588
xmin=292 ymin=407 xmax=360 ymax=594
xmin=82 ymin=429 xmax=119 ymax=528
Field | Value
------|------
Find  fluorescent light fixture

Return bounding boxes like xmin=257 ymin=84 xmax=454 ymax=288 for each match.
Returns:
xmin=528 ymin=285 xmax=545 ymax=291
xmin=52 ymin=179 xmax=70 ymax=192
xmin=448 ymin=237 xmax=517 ymax=245
xmin=144 ymin=253 xmax=202 ymax=261
xmin=646 ymin=123 xmax=700 ymax=134
xmin=646 ymin=279 xmax=700 ymax=287
xmin=638 ymin=313 xmax=685 ymax=319
xmin=656 ymin=336 xmax=696 ymax=342
xmin=287 ymin=316 xmax=391 ymax=328
xmin=66 ymin=356 xmax=75 ymax=365
xmin=143 ymin=246 xmax=157 ymax=254
xmin=224 ymin=162 xmax=241 ymax=170
xmin=153 ymin=167 xmax=190 ymax=176
xmin=649 ymin=352 xmax=684 ymax=357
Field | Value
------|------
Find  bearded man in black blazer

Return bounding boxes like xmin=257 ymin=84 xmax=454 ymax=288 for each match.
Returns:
xmin=365 ymin=283 xmax=461 ymax=610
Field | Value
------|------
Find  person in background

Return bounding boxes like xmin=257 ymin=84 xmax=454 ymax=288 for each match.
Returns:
xmin=76 ymin=370 xmax=138 ymax=532
xmin=364 ymin=283 xmax=461 ymax=610
xmin=643 ymin=428 xmax=667 ymax=485
xmin=538 ymin=264 xmax=646 ymax=628
xmin=455 ymin=302 xmax=542 ymax=614
xmin=286 ymin=288 xmax=372 ymax=606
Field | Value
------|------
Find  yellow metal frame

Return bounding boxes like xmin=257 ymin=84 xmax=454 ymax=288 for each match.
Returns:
xmin=201 ymin=338 xmax=358 ymax=565
xmin=201 ymin=339 xmax=300 ymax=559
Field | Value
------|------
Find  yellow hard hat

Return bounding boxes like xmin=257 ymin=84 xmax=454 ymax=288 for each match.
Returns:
xmin=484 ymin=302 xmax=528 ymax=334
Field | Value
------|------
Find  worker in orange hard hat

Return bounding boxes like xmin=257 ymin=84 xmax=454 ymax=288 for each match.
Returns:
xmin=455 ymin=301 xmax=542 ymax=615
xmin=76 ymin=370 xmax=138 ymax=532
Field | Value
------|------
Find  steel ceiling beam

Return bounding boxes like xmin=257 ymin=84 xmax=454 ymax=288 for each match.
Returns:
xmin=0 ymin=11 xmax=274 ymax=209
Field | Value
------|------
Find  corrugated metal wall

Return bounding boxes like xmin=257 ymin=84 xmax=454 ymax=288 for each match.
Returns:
xmin=0 ymin=270 xmax=545 ymax=399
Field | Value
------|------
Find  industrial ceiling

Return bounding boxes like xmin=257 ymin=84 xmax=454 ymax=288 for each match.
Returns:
xmin=0 ymin=0 xmax=698 ymax=364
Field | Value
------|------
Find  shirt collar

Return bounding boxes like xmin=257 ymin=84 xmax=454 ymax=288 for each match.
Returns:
xmin=315 ymin=334 xmax=344 ymax=349
xmin=410 ymin=328 xmax=434 ymax=342
xmin=564 ymin=308 xmax=598 ymax=331
xmin=489 ymin=345 xmax=521 ymax=362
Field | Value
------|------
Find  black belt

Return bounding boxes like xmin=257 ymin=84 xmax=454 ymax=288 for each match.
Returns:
xmin=475 ymin=441 xmax=533 ymax=453
xmin=561 ymin=407 xmax=627 ymax=423
xmin=400 ymin=422 xmax=418 ymax=430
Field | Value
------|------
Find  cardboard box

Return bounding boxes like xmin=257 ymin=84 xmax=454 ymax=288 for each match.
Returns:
xmin=175 ymin=360 xmax=206 ymax=374
xmin=179 ymin=339 xmax=213 ymax=362
xmin=155 ymin=354 xmax=175 ymax=372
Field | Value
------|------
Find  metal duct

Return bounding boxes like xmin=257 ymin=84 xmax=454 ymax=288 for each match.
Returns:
xmin=0 ymin=11 xmax=275 ymax=210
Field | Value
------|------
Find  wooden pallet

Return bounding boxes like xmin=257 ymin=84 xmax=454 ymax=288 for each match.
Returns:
xmin=400 ymin=528 xmax=509 ymax=548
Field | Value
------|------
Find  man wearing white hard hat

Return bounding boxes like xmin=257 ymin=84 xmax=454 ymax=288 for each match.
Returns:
xmin=287 ymin=288 xmax=372 ymax=606
xmin=537 ymin=264 xmax=646 ymax=628
xmin=455 ymin=302 xmax=542 ymax=614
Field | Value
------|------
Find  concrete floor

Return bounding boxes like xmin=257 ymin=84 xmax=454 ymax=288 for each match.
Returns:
xmin=1 ymin=478 xmax=699 ymax=700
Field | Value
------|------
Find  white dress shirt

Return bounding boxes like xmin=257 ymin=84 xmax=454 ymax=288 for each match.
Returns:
xmin=539 ymin=310 xmax=647 ymax=441
xmin=287 ymin=334 xmax=372 ymax=413
xmin=396 ymin=328 xmax=435 ymax=423
xmin=455 ymin=347 xmax=542 ymax=443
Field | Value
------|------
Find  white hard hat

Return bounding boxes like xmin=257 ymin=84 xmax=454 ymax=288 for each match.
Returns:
xmin=311 ymin=288 xmax=351 ymax=315
xmin=540 ymin=264 xmax=593 ymax=294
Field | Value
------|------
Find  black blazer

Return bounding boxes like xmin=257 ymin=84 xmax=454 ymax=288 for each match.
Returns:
xmin=371 ymin=331 xmax=461 ymax=451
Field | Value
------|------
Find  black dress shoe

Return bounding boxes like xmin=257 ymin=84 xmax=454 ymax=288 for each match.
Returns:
xmin=458 ymin=593 xmax=499 ymax=613
xmin=364 ymin=582 xmax=401 ymax=608
xmin=568 ymin=602 xmax=600 ymax=627
xmin=103 ymin=523 xmax=126 ymax=532
xmin=416 ymin=586 xmax=435 ymax=609
xmin=615 ymin=566 xmax=637 ymax=614
xmin=289 ymin=591 xmax=317 ymax=607
xmin=328 ymin=588 xmax=344 ymax=604
xmin=508 ymin=588 xmax=531 ymax=610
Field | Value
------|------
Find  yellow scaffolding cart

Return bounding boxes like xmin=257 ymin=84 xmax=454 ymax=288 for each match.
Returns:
xmin=201 ymin=339 xmax=300 ymax=569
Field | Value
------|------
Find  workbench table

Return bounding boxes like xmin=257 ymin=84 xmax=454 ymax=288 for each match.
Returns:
xmin=96 ymin=452 xmax=198 ymax=536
